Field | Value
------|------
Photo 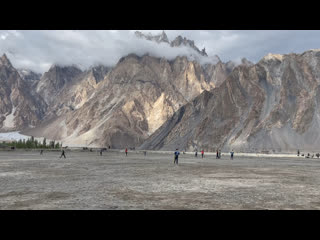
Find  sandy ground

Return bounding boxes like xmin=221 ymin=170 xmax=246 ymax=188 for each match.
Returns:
xmin=1 ymin=150 xmax=320 ymax=210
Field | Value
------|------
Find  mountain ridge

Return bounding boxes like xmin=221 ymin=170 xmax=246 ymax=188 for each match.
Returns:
xmin=1 ymin=47 xmax=319 ymax=152
xmin=139 ymin=49 xmax=320 ymax=152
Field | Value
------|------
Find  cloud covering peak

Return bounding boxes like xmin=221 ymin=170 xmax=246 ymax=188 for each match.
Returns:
xmin=1 ymin=30 xmax=320 ymax=73
xmin=0 ymin=30 xmax=213 ymax=73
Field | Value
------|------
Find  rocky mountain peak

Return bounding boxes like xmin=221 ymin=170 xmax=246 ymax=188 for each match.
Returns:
xmin=159 ymin=31 xmax=169 ymax=43
xmin=135 ymin=31 xmax=208 ymax=57
xmin=0 ymin=55 xmax=47 ymax=131
xmin=241 ymin=58 xmax=254 ymax=66
xmin=135 ymin=31 xmax=169 ymax=44
xmin=171 ymin=35 xmax=183 ymax=44
xmin=0 ymin=53 xmax=13 ymax=68
xmin=36 ymin=64 xmax=83 ymax=105
xmin=262 ymin=53 xmax=284 ymax=62
xmin=171 ymin=35 xmax=192 ymax=47
xmin=201 ymin=48 xmax=208 ymax=57
xmin=18 ymin=69 xmax=42 ymax=82
xmin=171 ymin=35 xmax=207 ymax=57
xmin=47 ymin=64 xmax=82 ymax=73
xmin=91 ymin=65 xmax=110 ymax=83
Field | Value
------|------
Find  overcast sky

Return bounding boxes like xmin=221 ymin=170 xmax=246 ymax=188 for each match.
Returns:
xmin=1 ymin=30 xmax=320 ymax=73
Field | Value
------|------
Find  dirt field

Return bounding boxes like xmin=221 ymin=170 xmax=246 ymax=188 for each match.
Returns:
xmin=1 ymin=150 xmax=320 ymax=209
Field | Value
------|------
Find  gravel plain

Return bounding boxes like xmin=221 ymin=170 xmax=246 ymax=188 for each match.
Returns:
xmin=1 ymin=150 xmax=320 ymax=209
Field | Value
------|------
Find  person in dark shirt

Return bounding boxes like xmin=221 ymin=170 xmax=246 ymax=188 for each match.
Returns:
xmin=230 ymin=150 xmax=234 ymax=160
xmin=174 ymin=149 xmax=180 ymax=165
xmin=60 ymin=149 xmax=66 ymax=159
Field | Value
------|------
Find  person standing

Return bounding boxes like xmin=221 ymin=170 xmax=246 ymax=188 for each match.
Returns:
xmin=201 ymin=150 xmax=204 ymax=158
xmin=174 ymin=149 xmax=180 ymax=165
xmin=40 ymin=150 xmax=43 ymax=155
xmin=216 ymin=150 xmax=219 ymax=159
xmin=230 ymin=150 xmax=234 ymax=160
xmin=195 ymin=150 xmax=198 ymax=157
xmin=297 ymin=149 xmax=300 ymax=156
xmin=100 ymin=149 xmax=103 ymax=156
xmin=125 ymin=148 xmax=128 ymax=156
xmin=60 ymin=149 xmax=66 ymax=159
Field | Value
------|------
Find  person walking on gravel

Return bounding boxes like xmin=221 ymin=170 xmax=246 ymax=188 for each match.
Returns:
xmin=60 ymin=149 xmax=66 ymax=159
xmin=174 ymin=149 xmax=180 ymax=165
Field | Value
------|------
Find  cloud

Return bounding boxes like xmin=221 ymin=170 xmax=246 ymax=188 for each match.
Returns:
xmin=163 ymin=30 xmax=320 ymax=63
xmin=0 ymin=30 xmax=319 ymax=73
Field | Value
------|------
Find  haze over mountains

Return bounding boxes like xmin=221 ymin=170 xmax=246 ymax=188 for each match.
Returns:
xmin=1 ymin=31 xmax=319 ymax=152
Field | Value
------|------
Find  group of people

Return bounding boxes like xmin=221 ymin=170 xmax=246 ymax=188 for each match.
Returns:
xmin=40 ymin=146 xmax=235 ymax=163
xmin=297 ymin=150 xmax=320 ymax=158
xmin=174 ymin=149 xmax=235 ymax=164
xmin=194 ymin=150 xmax=205 ymax=158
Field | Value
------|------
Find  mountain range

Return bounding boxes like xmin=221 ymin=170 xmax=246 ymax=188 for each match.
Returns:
xmin=1 ymin=31 xmax=319 ymax=152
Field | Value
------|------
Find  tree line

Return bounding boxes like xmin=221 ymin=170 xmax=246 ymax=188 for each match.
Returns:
xmin=4 ymin=136 xmax=62 ymax=149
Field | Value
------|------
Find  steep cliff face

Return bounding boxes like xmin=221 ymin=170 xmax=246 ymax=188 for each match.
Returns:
xmin=17 ymin=69 xmax=41 ymax=85
xmin=36 ymin=65 xmax=83 ymax=105
xmin=21 ymin=64 xmax=111 ymax=136
xmin=140 ymin=50 xmax=320 ymax=152
xmin=0 ymin=54 xmax=47 ymax=131
xmin=241 ymin=50 xmax=320 ymax=152
xmin=47 ymin=65 xmax=111 ymax=115
xmin=17 ymin=69 xmax=42 ymax=96
xmin=203 ymin=61 xmax=230 ymax=88
xmin=26 ymin=54 xmax=230 ymax=148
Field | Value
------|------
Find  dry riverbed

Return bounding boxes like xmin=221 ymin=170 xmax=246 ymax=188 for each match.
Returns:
xmin=1 ymin=150 xmax=320 ymax=209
